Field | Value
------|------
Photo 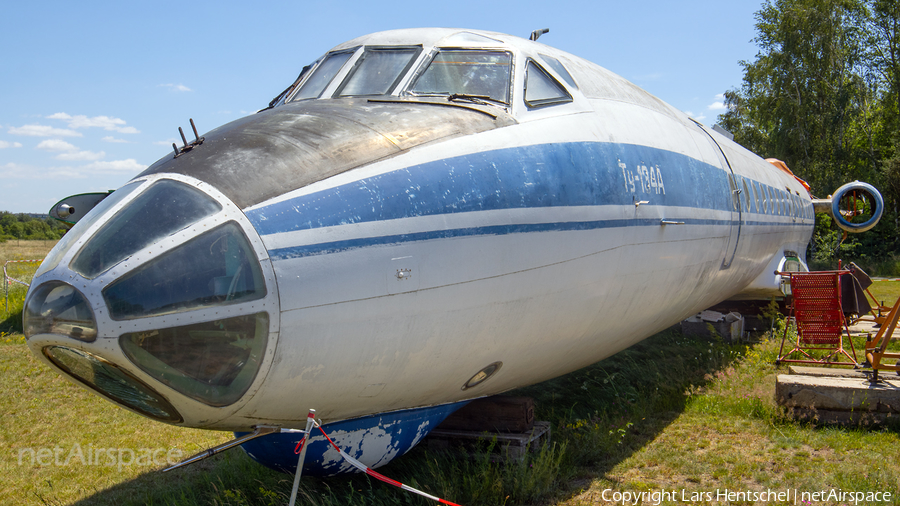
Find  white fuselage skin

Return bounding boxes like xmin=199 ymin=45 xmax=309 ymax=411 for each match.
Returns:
xmin=234 ymin=112 xmax=811 ymax=430
xmin=26 ymin=29 xmax=813 ymax=431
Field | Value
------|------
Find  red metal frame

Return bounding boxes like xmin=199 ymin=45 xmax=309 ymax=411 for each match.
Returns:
xmin=776 ymin=270 xmax=858 ymax=367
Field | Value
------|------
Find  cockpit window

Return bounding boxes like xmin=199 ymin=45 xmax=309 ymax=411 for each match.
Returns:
xmin=103 ymin=222 xmax=265 ymax=320
xmin=290 ymin=50 xmax=355 ymax=101
xmin=70 ymin=179 xmax=222 ymax=279
xmin=35 ymin=181 xmax=143 ymax=279
xmin=409 ymin=50 xmax=512 ymax=105
xmin=539 ymin=54 xmax=578 ymax=89
xmin=44 ymin=345 xmax=182 ymax=422
xmin=524 ymin=60 xmax=572 ymax=108
xmin=25 ymin=282 xmax=96 ymax=342
xmin=336 ymin=47 xmax=421 ymax=97
xmin=120 ymin=312 xmax=268 ymax=407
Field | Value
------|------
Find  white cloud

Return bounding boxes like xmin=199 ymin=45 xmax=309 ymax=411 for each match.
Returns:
xmin=159 ymin=83 xmax=192 ymax=92
xmin=82 ymin=159 xmax=145 ymax=174
xmin=707 ymin=93 xmax=728 ymax=111
xmin=56 ymin=150 xmax=106 ymax=161
xmin=0 ymin=162 xmax=24 ymax=177
xmin=1 ymin=156 xmax=142 ymax=180
xmin=0 ymin=140 xmax=23 ymax=149
xmin=102 ymin=136 xmax=130 ymax=143
xmin=48 ymin=113 xmax=140 ymax=134
xmin=35 ymin=139 xmax=102 ymax=160
xmin=684 ymin=110 xmax=707 ymax=121
xmin=0 ymin=162 xmax=86 ymax=179
xmin=37 ymin=139 xmax=79 ymax=152
xmin=9 ymin=124 xmax=82 ymax=137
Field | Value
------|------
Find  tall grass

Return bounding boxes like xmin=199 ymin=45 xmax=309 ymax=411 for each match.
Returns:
xmin=1 ymin=240 xmax=55 ymax=332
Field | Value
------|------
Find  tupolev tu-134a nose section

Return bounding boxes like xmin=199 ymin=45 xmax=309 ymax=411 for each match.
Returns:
xmin=22 ymin=48 xmax=521 ymax=429
xmin=23 ymin=174 xmax=279 ymax=427
xmin=21 ymin=96 xmax=514 ymax=427
xmin=22 ymin=27 xmax=884 ymax=476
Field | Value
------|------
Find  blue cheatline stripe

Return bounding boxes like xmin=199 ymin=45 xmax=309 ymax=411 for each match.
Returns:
xmin=743 ymin=218 xmax=810 ymax=227
xmin=267 ymin=216 xmax=813 ymax=260
xmin=268 ymin=218 xmax=700 ymax=260
xmin=246 ymin=141 xmax=732 ymax=236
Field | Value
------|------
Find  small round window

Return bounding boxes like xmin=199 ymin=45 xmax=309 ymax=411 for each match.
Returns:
xmin=462 ymin=362 xmax=502 ymax=390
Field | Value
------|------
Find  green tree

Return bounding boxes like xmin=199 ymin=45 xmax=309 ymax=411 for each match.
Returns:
xmin=719 ymin=0 xmax=875 ymax=193
xmin=866 ymin=0 xmax=900 ymax=135
xmin=7 ymin=221 xmax=24 ymax=243
xmin=0 ymin=212 xmax=67 ymax=242
xmin=862 ymin=0 xmax=900 ymax=219
xmin=0 ymin=213 xmax=15 ymax=230
xmin=718 ymin=0 xmax=900 ymax=269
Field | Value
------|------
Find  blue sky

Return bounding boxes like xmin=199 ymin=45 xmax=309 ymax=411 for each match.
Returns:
xmin=0 ymin=0 xmax=764 ymax=213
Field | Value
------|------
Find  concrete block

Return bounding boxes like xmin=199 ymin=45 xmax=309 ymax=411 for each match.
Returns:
xmin=776 ymin=374 xmax=900 ymax=413
xmin=787 ymin=365 xmax=870 ymax=378
xmin=681 ymin=311 xmax=743 ymax=342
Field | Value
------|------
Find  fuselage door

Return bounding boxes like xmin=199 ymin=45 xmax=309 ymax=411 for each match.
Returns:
xmin=721 ymin=169 xmax=741 ymax=268
xmin=692 ymin=120 xmax=741 ymax=269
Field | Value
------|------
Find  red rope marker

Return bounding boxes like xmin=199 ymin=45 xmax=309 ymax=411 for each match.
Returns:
xmin=294 ymin=438 xmax=307 ymax=455
xmin=315 ymin=423 xmax=463 ymax=506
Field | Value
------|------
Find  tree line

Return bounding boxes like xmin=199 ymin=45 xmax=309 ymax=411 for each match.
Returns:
xmin=0 ymin=212 xmax=68 ymax=242
xmin=718 ymin=0 xmax=900 ymax=273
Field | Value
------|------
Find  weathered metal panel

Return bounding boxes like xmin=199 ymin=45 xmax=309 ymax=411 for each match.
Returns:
xmin=138 ymin=100 xmax=515 ymax=209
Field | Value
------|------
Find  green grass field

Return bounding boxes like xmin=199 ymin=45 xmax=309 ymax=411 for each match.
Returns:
xmin=1 ymin=240 xmax=57 ymax=333
xmin=4 ymin=240 xmax=900 ymax=505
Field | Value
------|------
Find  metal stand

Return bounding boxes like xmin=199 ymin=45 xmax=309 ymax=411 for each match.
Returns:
xmin=288 ymin=409 xmax=317 ymax=506
xmin=162 ymin=423 xmax=310 ymax=473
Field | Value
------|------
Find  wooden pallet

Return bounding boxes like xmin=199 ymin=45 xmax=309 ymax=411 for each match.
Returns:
xmin=436 ymin=396 xmax=534 ymax=433
xmin=424 ymin=420 xmax=551 ymax=461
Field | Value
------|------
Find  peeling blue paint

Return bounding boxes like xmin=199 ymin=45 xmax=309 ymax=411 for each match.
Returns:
xmin=237 ymin=401 xmax=467 ymax=476
xmin=246 ymin=142 xmax=731 ymax=235
xmin=245 ymin=141 xmax=813 ymax=260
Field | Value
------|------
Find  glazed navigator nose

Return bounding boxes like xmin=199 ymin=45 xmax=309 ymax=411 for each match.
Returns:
xmin=23 ymin=174 xmax=280 ymax=426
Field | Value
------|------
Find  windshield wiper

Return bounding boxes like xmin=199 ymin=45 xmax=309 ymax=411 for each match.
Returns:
xmin=447 ymin=94 xmax=508 ymax=107
xmin=259 ymin=64 xmax=312 ymax=112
